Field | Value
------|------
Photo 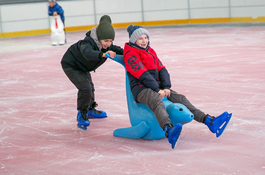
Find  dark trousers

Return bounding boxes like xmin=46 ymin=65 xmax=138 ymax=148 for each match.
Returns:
xmin=167 ymin=90 xmax=206 ymax=123
xmin=62 ymin=20 xmax=66 ymax=42
xmin=137 ymin=88 xmax=206 ymax=129
xmin=62 ymin=67 xmax=95 ymax=110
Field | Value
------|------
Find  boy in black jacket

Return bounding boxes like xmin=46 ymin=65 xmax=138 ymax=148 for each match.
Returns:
xmin=61 ymin=15 xmax=123 ymax=130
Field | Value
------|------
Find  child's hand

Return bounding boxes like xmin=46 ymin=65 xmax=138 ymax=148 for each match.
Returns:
xmin=105 ymin=51 xmax=116 ymax=59
xmin=158 ymin=90 xmax=165 ymax=99
xmin=163 ymin=89 xmax=170 ymax=97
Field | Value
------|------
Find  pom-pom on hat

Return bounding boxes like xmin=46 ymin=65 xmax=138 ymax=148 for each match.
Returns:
xmin=96 ymin=15 xmax=115 ymax=40
xmin=127 ymin=24 xmax=150 ymax=43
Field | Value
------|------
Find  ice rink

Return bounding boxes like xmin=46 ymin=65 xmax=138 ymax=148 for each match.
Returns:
xmin=0 ymin=24 xmax=265 ymax=175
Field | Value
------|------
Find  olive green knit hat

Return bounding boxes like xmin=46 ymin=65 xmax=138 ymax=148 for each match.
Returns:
xmin=96 ymin=15 xmax=115 ymax=40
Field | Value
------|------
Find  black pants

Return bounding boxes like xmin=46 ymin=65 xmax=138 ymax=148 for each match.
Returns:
xmin=62 ymin=67 xmax=95 ymax=110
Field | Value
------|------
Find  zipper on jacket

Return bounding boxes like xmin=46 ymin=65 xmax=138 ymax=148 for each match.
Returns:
xmin=146 ymin=50 xmax=157 ymax=68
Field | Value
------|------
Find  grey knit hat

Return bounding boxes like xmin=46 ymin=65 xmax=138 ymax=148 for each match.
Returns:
xmin=96 ymin=15 xmax=115 ymax=40
xmin=48 ymin=0 xmax=56 ymax=4
xmin=127 ymin=24 xmax=150 ymax=43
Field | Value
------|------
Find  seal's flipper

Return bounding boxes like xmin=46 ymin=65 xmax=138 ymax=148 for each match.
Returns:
xmin=113 ymin=121 xmax=151 ymax=139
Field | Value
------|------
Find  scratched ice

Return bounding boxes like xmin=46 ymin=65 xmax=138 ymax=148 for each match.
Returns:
xmin=0 ymin=25 xmax=265 ymax=175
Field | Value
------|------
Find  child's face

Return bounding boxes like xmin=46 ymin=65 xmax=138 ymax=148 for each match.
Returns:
xmin=99 ymin=39 xmax=113 ymax=49
xmin=135 ymin=34 xmax=149 ymax=48
xmin=49 ymin=2 xmax=54 ymax=7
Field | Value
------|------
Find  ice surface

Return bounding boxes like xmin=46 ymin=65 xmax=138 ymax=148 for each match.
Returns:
xmin=0 ymin=26 xmax=265 ymax=175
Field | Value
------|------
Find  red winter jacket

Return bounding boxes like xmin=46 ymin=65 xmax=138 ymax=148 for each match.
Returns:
xmin=123 ymin=42 xmax=171 ymax=100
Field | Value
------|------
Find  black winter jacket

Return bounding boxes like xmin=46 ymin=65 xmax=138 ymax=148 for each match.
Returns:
xmin=61 ymin=31 xmax=123 ymax=72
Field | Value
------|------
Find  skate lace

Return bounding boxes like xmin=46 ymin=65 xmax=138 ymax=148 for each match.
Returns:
xmin=90 ymin=108 xmax=102 ymax=115
xmin=81 ymin=111 xmax=88 ymax=120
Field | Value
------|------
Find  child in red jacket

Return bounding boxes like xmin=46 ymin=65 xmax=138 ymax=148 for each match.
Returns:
xmin=123 ymin=24 xmax=232 ymax=148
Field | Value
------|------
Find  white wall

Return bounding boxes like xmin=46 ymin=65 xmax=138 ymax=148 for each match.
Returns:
xmin=0 ymin=2 xmax=48 ymax=33
xmin=231 ymin=0 xmax=265 ymax=18
xmin=61 ymin=0 xmax=95 ymax=26
xmin=0 ymin=0 xmax=265 ymax=34
xmin=143 ymin=0 xmax=189 ymax=21
xmin=189 ymin=0 xmax=230 ymax=19
xmin=94 ymin=0 xmax=143 ymax=24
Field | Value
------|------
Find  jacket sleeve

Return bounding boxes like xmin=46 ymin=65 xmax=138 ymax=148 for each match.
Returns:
xmin=124 ymin=50 xmax=160 ymax=92
xmin=56 ymin=5 xmax=64 ymax=15
xmin=48 ymin=7 xmax=53 ymax=16
xmin=151 ymin=48 xmax=171 ymax=89
xmin=110 ymin=44 xmax=124 ymax=55
xmin=79 ymin=40 xmax=102 ymax=61
xmin=159 ymin=68 xmax=171 ymax=89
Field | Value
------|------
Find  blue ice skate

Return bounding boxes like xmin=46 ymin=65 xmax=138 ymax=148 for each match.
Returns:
xmin=77 ymin=110 xmax=90 ymax=130
xmin=164 ymin=123 xmax=183 ymax=149
xmin=87 ymin=109 xmax=107 ymax=119
xmin=87 ymin=102 xmax=107 ymax=119
xmin=205 ymin=111 xmax=232 ymax=138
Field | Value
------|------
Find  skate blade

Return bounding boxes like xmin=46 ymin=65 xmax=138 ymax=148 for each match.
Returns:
xmin=87 ymin=115 xmax=107 ymax=119
xmin=216 ymin=113 xmax=232 ymax=138
xmin=171 ymin=129 xmax=182 ymax=149
xmin=170 ymin=124 xmax=182 ymax=149
xmin=77 ymin=123 xmax=88 ymax=130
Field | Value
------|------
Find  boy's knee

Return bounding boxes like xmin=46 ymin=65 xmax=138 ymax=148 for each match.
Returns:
xmin=179 ymin=94 xmax=186 ymax=99
xmin=137 ymin=88 xmax=160 ymax=104
xmin=168 ymin=92 xmax=187 ymax=103
xmin=146 ymin=91 xmax=163 ymax=107
xmin=78 ymin=83 xmax=92 ymax=93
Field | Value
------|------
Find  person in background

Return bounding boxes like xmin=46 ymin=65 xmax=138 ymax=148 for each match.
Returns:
xmin=48 ymin=0 xmax=65 ymax=25
xmin=48 ymin=0 xmax=66 ymax=44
